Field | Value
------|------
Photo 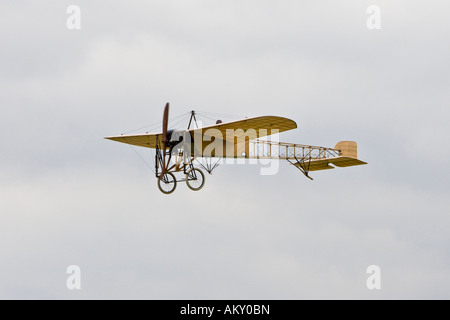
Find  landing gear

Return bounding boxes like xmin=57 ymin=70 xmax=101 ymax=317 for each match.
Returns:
xmin=157 ymin=169 xmax=205 ymax=194
xmin=185 ymin=168 xmax=205 ymax=191
xmin=157 ymin=172 xmax=177 ymax=194
xmin=153 ymin=110 xmax=214 ymax=194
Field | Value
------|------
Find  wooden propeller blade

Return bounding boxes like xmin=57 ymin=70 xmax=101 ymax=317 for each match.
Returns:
xmin=162 ymin=102 xmax=169 ymax=145
xmin=160 ymin=103 xmax=170 ymax=177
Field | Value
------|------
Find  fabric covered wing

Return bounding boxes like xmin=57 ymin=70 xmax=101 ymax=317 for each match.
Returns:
xmin=105 ymin=133 xmax=162 ymax=149
xmin=189 ymin=116 xmax=297 ymax=141
xmin=105 ymin=116 xmax=297 ymax=153
xmin=189 ymin=116 xmax=297 ymax=157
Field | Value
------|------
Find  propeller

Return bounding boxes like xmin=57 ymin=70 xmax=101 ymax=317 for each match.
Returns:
xmin=160 ymin=102 xmax=170 ymax=179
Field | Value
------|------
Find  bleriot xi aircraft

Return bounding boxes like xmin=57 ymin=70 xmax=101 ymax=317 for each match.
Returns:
xmin=106 ymin=103 xmax=367 ymax=194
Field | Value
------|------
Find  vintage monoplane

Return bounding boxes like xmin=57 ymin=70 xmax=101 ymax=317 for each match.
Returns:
xmin=106 ymin=103 xmax=367 ymax=194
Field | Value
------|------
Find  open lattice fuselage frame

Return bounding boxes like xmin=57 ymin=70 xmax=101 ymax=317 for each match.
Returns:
xmin=248 ymin=139 xmax=340 ymax=160
xmin=158 ymin=137 xmax=342 ymax=169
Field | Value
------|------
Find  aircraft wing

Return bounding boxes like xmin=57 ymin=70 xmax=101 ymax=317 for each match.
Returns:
xmin=189 ymin=115 xmax=297 ymax=141
xmin=105 ymin=115 xmax=297 ymax=153
xmin=189 ymin=115 xmax=297 ymax=157
xmin=105 ymin=132 xmax=163 ymax=149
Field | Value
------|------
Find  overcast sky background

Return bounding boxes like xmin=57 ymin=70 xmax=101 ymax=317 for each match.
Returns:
xmin=1 ymin=0 xmax=450 ymax=299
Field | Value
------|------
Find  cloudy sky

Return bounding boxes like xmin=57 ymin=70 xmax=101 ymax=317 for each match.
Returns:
xmin=1 ymin=0 xmax=450 ymax=299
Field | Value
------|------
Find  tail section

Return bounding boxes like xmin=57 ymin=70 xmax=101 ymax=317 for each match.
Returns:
xmin=332 ymin=141 xmax=367 ymax=167
xmin=334 ymin=141 xmax=358 ymax=158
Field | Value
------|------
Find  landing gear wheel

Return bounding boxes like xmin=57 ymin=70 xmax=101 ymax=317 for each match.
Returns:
xmin=186 ymin=168 xmax=205 ymax=191
xmin=157 ymin=172 xmax=177 ymax=194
